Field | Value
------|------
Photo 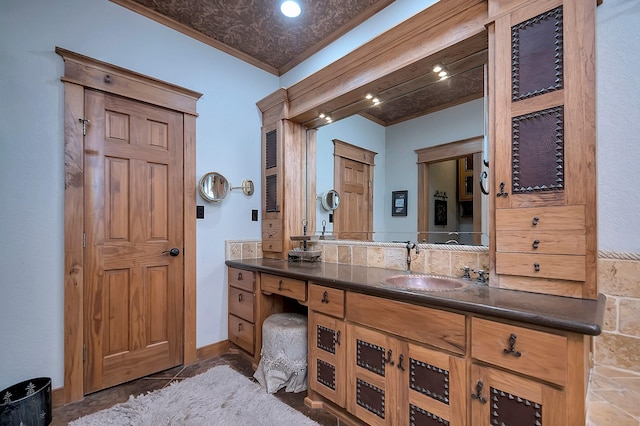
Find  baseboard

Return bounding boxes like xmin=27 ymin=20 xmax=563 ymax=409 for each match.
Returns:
xmin=52 ymin=386 xmax=65 ymax=409
xmin=196 ymin=339 xmax=231 ymax=361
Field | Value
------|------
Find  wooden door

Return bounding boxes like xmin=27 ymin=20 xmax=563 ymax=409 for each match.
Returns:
xmin=334 ymin=157 xmax=372 ymax=240
xmin=83 ymin=90 xmax=184 ymax=393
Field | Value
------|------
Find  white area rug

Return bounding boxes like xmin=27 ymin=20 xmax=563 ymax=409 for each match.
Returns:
xmin=70 ymin=365 xmax=320 ymax=426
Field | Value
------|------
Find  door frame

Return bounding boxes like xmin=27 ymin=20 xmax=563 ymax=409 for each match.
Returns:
xmin=57 ymin=47 xmax=202 ymax=403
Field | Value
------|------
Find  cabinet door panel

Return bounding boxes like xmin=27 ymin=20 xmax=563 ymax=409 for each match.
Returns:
xmin=346 ymin=323 xmax=397 ymax=426
xmin=309 ymin=311 xmax=346 ymax=407
xmin=471 ymin=364 xmax=565 ymax=425
xmin=404 ymin=343 xmax=467 ymax=426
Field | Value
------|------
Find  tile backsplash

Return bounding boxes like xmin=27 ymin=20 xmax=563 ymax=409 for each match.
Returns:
xmin=225 ymin=240 xmax=639 ymax=374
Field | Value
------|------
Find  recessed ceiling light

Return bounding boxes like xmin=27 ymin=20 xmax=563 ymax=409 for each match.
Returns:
xmin=433 ymin=64 xmax=443 ymax=73
xmin=281 ymin=1 xmax=301 ymax=18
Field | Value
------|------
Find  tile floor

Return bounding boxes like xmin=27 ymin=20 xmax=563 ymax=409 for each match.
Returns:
xmin=587 ymin=365 xmax=640 ymax=425
xmin=52 ymin=354 xmax=639 ymax=425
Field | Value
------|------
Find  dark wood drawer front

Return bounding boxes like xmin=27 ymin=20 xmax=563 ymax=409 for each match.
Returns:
xmin=309 ymin=284 xmax=345 ymax=318
xmin=228 ymin=286 xmax=254 ymax=323
xmin=471 ymin=317 xmax=567 ymax=386
xmin=228 ymin=267 xmax=255 ymax=292
xmin=228 ymin=314 xmax=254 ymax=354
xmin=262 ymin=274 xmax=306 ymax=301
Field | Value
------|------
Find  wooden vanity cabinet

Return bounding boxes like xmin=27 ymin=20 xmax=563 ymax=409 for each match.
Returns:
xmin=470 ymin=317 xmax=588 ymax=426
xmin=489 ymin=0 xmax=597 ymax=299
xmin=345 ymin=293 xmax=467 ymax=426
xmin=308 ymin=284 xmax=347 ymax=408
xmin=227 ymin=267 xmax=257 ymax=355
xmin=227 ymin=267 xmax=282 ymax=365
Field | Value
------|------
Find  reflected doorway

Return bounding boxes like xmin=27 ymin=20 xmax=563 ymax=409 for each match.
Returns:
xmin=416 ymin=136 xmax=484 ymax=245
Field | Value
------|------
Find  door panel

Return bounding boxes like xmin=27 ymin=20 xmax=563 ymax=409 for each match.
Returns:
xmin=84 ymin=90 xmax=184 ymax=393
xmin=335 ymin=157 xmax=372 ymax=240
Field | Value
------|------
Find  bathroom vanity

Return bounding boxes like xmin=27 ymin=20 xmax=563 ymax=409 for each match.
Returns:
xmin=226 ymin=258 xmax=604 ymax=426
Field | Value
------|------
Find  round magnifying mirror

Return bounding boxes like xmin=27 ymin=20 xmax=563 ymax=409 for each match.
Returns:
xmin=199 ymin=172 xmax=230 ymax=202
xmin=321 ymin=190 xmax=340 ymax=211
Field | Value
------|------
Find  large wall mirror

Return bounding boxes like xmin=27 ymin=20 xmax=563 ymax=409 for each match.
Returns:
xmin=308 ymin=32 xmax=490 ymax=245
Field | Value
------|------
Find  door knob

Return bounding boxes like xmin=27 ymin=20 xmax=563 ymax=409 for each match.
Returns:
xmin=162 ymin=248 xmax=180 ymax=256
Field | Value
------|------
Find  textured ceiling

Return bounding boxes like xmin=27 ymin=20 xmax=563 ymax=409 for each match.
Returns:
xmin=112 ymin=0 xmax=486 ymax=126
xmin=120 ymin=0 xmax=393 ymax=75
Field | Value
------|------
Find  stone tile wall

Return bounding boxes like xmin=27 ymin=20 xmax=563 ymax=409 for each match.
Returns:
xmin=596 ymin=255 xmax=640 ymax=373
xmin=224 ymin=240 xmax=640 ymax=374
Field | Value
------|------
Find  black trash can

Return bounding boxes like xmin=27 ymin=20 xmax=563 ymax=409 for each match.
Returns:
xmin=0 ymin=377 xmax=51 ymax=426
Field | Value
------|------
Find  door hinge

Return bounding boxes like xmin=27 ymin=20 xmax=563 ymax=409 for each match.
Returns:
xmin=83 ymin=232 xmax=86 ymax=248
xmin=83 ymin=344 xmax=86 ymax=361
xmin=79 ymin=118 xmax=90 ymax=136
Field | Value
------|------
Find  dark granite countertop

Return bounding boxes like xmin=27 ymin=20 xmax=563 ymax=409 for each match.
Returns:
xmin=226 ymin=258 xmax=605 ymax=336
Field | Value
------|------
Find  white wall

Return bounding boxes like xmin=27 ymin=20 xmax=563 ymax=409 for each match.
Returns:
xmin=596 ymin=0 xmax=640 ymax=252
xmin=0 ymin=0 xmax=277 ymax=390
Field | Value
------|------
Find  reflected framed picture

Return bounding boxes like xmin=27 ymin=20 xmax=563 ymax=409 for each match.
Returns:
xmin=392 ymin=190 xmax=408 ymax=216
xmin=434 ymin=199 xmax=447 ymax=225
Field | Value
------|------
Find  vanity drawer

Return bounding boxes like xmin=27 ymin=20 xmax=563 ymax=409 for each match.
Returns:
xmin=471 ymin=317 xmax=567 ymax=386
xmin=263 ymin=219 xmax=282 ymax=230
xmin=262 ymin=240 xmax=283 ymax=253
xmin=262 ymin=274 xmax=307 ymax=302
xmin=262 ymin=229 xmax=282 ymax=242
xmin=496 ymin=252 xmax=586 ymax=281
xmin=308 ymin=283 xmax=345 ymax=318
xmin=347 ymin=292 xmax=466 ymax=355
xmin=228 ymin=286 xmax=255 ymax=322
xmin=496 ymin=206 xmax=585 ymax=232
xmin=228 ymin=314 xmax=254 ymax=354
xmin=228 ymin=267 xmax=255 ymax=292
xmin=496 ymin=231 xmax=586 ymax=255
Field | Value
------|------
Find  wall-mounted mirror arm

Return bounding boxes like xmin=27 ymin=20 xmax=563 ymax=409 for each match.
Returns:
xmin=230 ymin=179 xmax=255 ymax=196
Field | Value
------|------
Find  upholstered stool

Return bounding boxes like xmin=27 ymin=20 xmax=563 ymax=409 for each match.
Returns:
xmin=254 ymin=313 xmax=308 ymax=393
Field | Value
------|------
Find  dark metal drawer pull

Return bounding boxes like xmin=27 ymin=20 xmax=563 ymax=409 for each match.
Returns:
xmin=503 ymin=333 xmax=522 ymax=357
xmin=496 ymin=182 xmax=509 ymax=197
xmin=534 ymin=263 xmax=540 ymax=272
xmin=238 ymin=293 xmax=243 ymax=302
xmin=384 ymin=349 xmax=394 ymax=366
xmin=532 ymin=216 xmax=540 ymax=226
xmin=278 ymin=280 xmax=283 ymax=291
xmin=532 ymin=239 xmax=540 ymax=249
xmin=237 ymin=272 xmax=243 ymax=280
xmin=471 ymin=381 xmax=487 ymax=404
xmin=237 ymin=323 xmax=243 ymax=332
xmin=397 ymin=354 xmax=406 ymax=371
xmin=334 ymin=330 xmax=341 ymax=346
xmin=321 ymin=291 xmax=329 ymax=303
